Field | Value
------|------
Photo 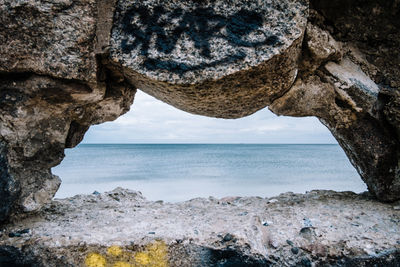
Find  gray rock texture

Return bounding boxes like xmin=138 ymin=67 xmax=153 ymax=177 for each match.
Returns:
xmin=110 ymin=0 xmax=308 ymax=118
xmin=0 ymin=72 xmax=135 ymax=221
xmin=270 ymin=1 xmax=400 ymax=201
xmin=0 ymin=189 xmax=399 ymax=266
xmin=0 ymin=0 xmax=136 ymax=221
xmin=0 ymin=0 xmax=399 ymax=252
xmin=0 ymin=0 xmax=98 ymax=83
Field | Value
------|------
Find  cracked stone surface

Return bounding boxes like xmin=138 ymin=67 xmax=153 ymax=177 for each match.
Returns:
xmin=0 ymin=189 xmax=399 ymax=266
xmin=110 ymin=0 xmax=308 ymax=118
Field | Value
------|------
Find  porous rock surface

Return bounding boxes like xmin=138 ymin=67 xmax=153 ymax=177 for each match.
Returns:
xmin=270 ymin=0 xmax=400 ymax=202
xmin=0 ymin=0 xmax=136 ymax=221
xmin=0 ymin=0 xmax=400 ymax=264
xmin=0 ymin=189 xmax=399 ymax=266
xmin=110 ymin=0 xmax=308 ymax=117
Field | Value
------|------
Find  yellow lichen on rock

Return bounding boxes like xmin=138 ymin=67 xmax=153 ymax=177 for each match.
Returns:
xmin=134 ymin=252 xmax=151 ymax=265
xmin=85 ymin=253 xmax=107 ymax=267
xmin=85 ymin=241 xmax=168 ymax=267
xmin=113 ymin=261 xmax=132 ymax=267
xmin=108 ymin=246 xmax=123 ymax=257
xmin=134 ymin=241 xmax=168 ymax=267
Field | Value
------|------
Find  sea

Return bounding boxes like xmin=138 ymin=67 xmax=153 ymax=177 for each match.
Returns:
xmin=53 ymin=144 xmax=367 ymax=201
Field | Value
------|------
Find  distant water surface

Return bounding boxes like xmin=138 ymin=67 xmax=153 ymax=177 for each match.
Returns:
xmin=53 ymin=144 xmax=367 ymax=201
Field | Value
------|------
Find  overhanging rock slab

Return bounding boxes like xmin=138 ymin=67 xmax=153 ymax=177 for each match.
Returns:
xmin=110 ymin=0 xmax=308 ymax=118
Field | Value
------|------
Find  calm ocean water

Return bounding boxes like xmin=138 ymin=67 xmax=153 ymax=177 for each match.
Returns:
xmin=53 ymin=144 xmax=367 ymax=201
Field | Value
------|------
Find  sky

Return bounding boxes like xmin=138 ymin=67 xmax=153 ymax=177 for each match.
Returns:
xmin=82 ymin=90 xmax=337 ymax=144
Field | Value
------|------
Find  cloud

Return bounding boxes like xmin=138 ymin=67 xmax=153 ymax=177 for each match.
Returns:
xmin=82 ymin=90 xmax=336 ymax=144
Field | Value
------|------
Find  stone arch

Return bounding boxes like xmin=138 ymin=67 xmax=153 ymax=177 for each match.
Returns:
xmin=0 ymin=0 xmax=399 ymax=223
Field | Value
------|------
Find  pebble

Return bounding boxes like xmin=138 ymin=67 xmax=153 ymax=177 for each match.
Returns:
xmin=148 ymin=232 xmax=155 ymax=235
xmin=20 ymin=229 xmax=30 ymax=234
xmin=393 ymin=206 xmax=400 ymax=210
xmin=269 ymin=240 xmax=279 ymax=249
xmin=8 ymin=232 xmax=21 ymax=238
xmin=299 ymin=227 xmax=315 ymax=241
xmin=223 ymin=233 xmax=233 ymax=242
xmin=301 ymin=257 xmax=312 ymax=267
xmin=300 ymin=227 xmax=312 ymax=234
xmin=291 ymin=247 xmax=299 ymax=254
xmin=286 ymin=240 xmax=294 ymax=246
xmin=262 ymin=221 xmax=273 ymax=226
xmin=8 ymin=229 xmax=30 ymax=238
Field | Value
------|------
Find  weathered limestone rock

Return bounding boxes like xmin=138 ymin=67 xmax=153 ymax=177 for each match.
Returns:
xmin=0 ymin=0 xmax=136 ymax=222
xmin=0 ymin=0 xmax=399 ymax=233
xmin=0 ymin=0 xmax=400 ymax=264
xmin=0 ymin=0 xmax=98 ymax=83
xmin=0 ymin=189 xmax=399 ymax=266
xmin=0 ymin=73 xmax=135 ymax=221
xmin=270 ymin=1 xmax=400 ymax=201
xmin=110 ymin=0 xmax=308 ymax=118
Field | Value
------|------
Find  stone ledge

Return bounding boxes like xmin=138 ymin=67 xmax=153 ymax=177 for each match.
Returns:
xmin=0 ymin=189 xmax=399 ymax=266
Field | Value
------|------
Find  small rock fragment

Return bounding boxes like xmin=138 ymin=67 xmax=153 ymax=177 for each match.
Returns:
xmin=262 ymin=221 xmax=273 ymax=226
xmin=291 ymin=247 xmax=299 ymax=254
xmin=223 ymin=233 xmax=233 ymax=242
xmin=300 ymin=257 xmax=312 ymax=267
xmin=8 ymin=232 xmax=21 ymax=238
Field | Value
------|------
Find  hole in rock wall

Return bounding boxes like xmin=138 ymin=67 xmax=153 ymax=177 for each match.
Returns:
xmin=52 ymin=90 xmax=367 ymax=202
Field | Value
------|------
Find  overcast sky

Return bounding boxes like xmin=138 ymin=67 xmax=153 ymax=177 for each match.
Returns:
xmin=82 ymin=90 xmax=337 ymax=144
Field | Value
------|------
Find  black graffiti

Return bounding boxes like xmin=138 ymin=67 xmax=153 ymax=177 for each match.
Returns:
xmin=119 ymin=5 xmax=280 ymax=72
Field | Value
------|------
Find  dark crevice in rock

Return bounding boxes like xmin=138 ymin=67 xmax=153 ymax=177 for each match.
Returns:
xmin=334 ymin=96 xmax=353 ymax=110
xmin=202 ymin=248 xmax=269 ymax=266
xmin=0 ymin=246 xmax=40 ymax=267
xmin=65 ymin=121 xmax=90 ymax=149
xmin=0 ymin=71 xmax=94 ymax=102
xmin=0 ymin=141 xmax=18 ymax=223
xmin=339 ymin=249 xmax=400 ymax=267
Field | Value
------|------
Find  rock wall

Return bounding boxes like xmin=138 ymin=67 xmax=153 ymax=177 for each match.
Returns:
xmin=0 ymin=0 xmax=399 ymax=223
xmin=270 ymin=2 xmax=400 ymax=201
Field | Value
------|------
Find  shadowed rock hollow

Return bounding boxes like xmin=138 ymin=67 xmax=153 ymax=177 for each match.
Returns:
xmin=0 ymin=0 xmax=400 ymax=265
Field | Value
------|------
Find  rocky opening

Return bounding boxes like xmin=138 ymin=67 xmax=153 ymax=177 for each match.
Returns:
xmin=0 ymin=0 xmax=399 ymax=225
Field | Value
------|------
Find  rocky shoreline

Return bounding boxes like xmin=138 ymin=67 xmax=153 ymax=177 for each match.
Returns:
xmin=0 ymin=188 xmax=399 ymax=266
